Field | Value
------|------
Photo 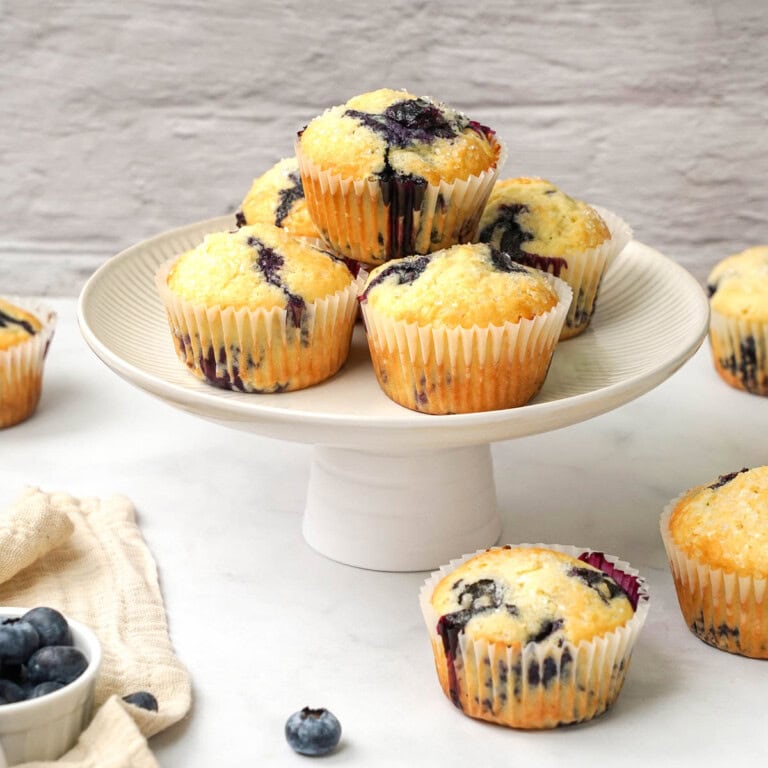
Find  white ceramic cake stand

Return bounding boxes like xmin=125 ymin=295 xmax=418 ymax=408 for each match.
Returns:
xmin=78 ymin=215 xmax=709 ymax=571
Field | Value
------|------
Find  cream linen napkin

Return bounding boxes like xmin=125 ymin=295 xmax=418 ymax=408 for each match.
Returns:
xmin=0 ymin=488 xmax=191 ymax=767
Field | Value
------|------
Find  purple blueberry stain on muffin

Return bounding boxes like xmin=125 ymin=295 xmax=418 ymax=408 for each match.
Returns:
xmin=360 ymin=255 xmax=431 ymax=300
xmin=274 ymin=170 xmax=305 ymax=228
xmin=234 ymin=210 xmax=247 ymax=228
xmin=719 ymin=336 xmax=759 ymax=391
xmin=0 ymin=307 xmax=37 ymax=336
xmin=708 ymin=467 xmax=750 ymax=491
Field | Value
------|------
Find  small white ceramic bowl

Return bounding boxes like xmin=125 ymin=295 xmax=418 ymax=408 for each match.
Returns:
xmin=0 ymin=607 xmax=102 ymax=767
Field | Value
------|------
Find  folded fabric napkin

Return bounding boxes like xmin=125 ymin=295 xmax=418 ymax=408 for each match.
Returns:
xmin=0 ymin=488 xmax=191 ymax=767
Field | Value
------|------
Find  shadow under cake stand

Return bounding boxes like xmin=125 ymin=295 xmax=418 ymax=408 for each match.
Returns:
xmin=78 ymin=215 xmax=709 ymax=572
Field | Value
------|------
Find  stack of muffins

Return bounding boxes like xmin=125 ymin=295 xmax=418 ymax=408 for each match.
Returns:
xmin=157 ymin=88 xmax=632 ymax=414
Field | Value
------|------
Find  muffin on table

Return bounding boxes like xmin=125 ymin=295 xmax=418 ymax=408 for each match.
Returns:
xmin=359 ymin=242 xmax=571 ymax=414
xmin=235 ymin=157 xmax=320 ymax=242
xmin=419 ymin=545 xmax=649 ymax=729
xmin=296 ymin=88 xmax=504 ymax=265
xmin=155 ymin=223 xmax=360 ymax=393
xmin=661 ymin=465 xmax=768 ymax=658
xmin=706 ymin=245 xmax=768 ymax=396
xmin=478 ymin=177 xmax=632 ymax=339
xmin=0 ymin=298 xmax=56 ymax=428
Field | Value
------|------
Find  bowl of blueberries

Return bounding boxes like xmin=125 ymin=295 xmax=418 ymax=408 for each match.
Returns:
xmin=0 ymin=605 xmax=101 ymax=766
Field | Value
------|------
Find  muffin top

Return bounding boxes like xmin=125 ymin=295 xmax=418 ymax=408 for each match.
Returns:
xmin=431 ymin=547 xmax=635 ymax=647
xmin=236 ymin=157 xmax=319 ymax=240
xmin=707 ymin=246 xmax=768 ymax=321
xmin=478 ymin=178 xmax=611 ymax=265
xmin=0 ymin=298 xmax=42 ymax=351
xmin=668 ymin=466 xmax=768 ymax=578
xmin=166 ymin=224 xmax=355 ymax=321
xmin=297 ymin=88 xmax=499 ymax=185
xmin=360 ymin=242 xmax=560 ymax=327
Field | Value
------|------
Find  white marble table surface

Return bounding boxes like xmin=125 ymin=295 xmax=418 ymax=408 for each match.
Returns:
xmin=2 ymin=297 xmax=768 ymax=766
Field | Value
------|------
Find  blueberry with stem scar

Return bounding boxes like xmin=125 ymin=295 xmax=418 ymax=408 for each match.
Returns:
xmin=285 ymin=707 xmax=342 ymax=756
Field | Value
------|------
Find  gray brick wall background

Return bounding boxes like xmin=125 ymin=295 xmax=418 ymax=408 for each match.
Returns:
xmin=1 ymin=0 xmax=766 ymax=295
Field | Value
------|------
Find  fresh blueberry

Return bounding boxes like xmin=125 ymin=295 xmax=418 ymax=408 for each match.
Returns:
xmin=285 ymin=707 xmax=342 ymax=756
xmin=122 ymin=691 xmax=159 ymax=712
xmin=26 ymin=646 xmax=88 ymax=686
xmin=0 ymin=679 xmax=26 ymax=703
xmin=21 ymin=607 xmax=72 ymax=648
xmin=0 ymin=621 xmax=40 ymax=664
xmin=28 ymin=681 xmax=65 ymax=699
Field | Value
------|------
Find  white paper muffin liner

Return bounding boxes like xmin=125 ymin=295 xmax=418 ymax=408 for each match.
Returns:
xmin=296 ymin=137 xmax=506 ymax=266
xmin=360 ymin=274 xmax=572 ymax=414
xmin=708 ymin=307 xmax=768 ymax=396
xmin=155 ymin=260 xmax=361 ymax=393
xmin=660 ymin=497 xmax=768 ymax=657
xmin=419 ymin=544 xmax=650 ymax=729
xmin=0 ymin=297 xmax=56 ymax=429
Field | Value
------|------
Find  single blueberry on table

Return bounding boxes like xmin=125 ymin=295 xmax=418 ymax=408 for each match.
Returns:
xmin=0 ymin=620 xmax=40 ymax=664
xmin=285 ymin=707 xmax=342 ymax=756
xmin=26 ymin=646 xmax=89 ymax=686
xmin=21 ymin=607 xmax=72 ymax=647
xmin=28 ymin=681 xmax=66 ymax=699
xmin=122 ymin=691 xmax=159 ymax=712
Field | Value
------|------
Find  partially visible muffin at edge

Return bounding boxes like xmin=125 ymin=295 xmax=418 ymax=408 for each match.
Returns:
xmin=478 ymin=177 xmax=631 ymax=339
xmin=0 ymin=298 xmax=56 ymax=428
xmin=359 ymin=241 xmax=571 ymax=414
xmin=296 ymin=88 xmax=504 ymax=265
xmin=661 ymin=465 xmax=768 ymax=658
xmin=707 ymin=245 xmax=768 ymax=396
xmin=155 ymin=223 xmax=360 ymax=393
xmin=420 ymin=545 xmax=648 ymax=729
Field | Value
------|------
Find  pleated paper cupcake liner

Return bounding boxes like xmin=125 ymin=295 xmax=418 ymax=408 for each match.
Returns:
xmin=708 ymin=308 xmax=768 ymax=396
xmin=360 ymin=275 xmax=571 ymax=414
xmin=419 ymin=544 xmax=650 ymax=729
xmin=296 ymin=138 xmax=506 ymax=266
xmin=155 ymin=261 xmax=361 ymax=393
xmin=660 ymin=500 xmax=768 ymax=658
xmin=0 ymin=298 xmax=56 ymax=429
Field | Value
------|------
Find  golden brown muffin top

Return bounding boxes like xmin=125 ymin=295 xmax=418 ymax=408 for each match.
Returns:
xmin=0 ymin=298 xmax=42 ymax=351
xmin=478 ymin=178 xmax=611 ymax=259
xmin=668 ymin=466 xmax=768 ymax=578
xmin=236 ymin=157 xmax=319 ymax=240
xmin=297 ymin=88 xmax=499 ymax=185
xmin=431 ymin=547 xmax=635 ymax=647
xmin=166 ymin=224 xmax=354 ymax=314
xmin=360 ymin=242 xmax=559 ymax=328
xmin=707 ymin=246 xmax=768 ymax=322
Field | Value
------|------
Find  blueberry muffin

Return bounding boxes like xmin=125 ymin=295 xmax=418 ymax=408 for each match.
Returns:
xmin=661 ymin=466 xmax=768 ymax=658
xmin=478 ymin=178 xmax=632 ymax=339
xmin=0 ymin=298 xmax=56 ymax=428
xmin=155 ymin=223 xmax=360 ymax=393
xmin=235 ymin=157 xmax=320 ymax=242
xmin=296 ymin=88 xmax=504 ymax=265
xmin=420 ymin=545 xmax=649 ymax=729
xmin=359 ymin=242 xmax=571 ymax=414
xmin=707 ymin=246 xmax=768 ymax=396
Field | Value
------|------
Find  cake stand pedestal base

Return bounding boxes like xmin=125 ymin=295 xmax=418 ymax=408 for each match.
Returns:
xmin=303 ymin=444 xmax=500 ymax=572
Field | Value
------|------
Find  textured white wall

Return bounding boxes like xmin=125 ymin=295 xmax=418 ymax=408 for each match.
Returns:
xmin=1 ymin=0 xmax=766 ymax=295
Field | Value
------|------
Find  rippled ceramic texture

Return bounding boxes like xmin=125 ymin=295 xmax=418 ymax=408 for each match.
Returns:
xmin=78 ymin=215 xmax=709 ymax=452
xmin=0 ymin=608 xmax=101 ymax=766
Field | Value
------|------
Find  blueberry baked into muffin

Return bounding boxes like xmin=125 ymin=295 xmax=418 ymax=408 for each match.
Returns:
xmin=155 ymin=223 xmax=360 ymax=393
xmin=420 ymin=545 xmax=649 ymax=729
xmin=359 ymin=242 xmax=571 ymax=414
xmin=661 ymin=465 xmax=768 ymax=658
xmin=296 ymin=88 xmax=504 ymax=265
xmin=706 ymin=245 xmax=768 ymax=396
xmin=235 ymin=157 xmax=320 ymax=242
xmin=0 ymin=298 xmax=56 ymax=428
xmin=478 ymin=178 xmax=631 ymax=339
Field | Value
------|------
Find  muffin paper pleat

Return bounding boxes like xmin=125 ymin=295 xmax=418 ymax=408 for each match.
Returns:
xmin=360 ymin=275 xmax=572 ymax=414
xmin=419 ymin=544 xmax=650 ymax=729
xmin=0 ymin=298 xmax=56 ymax=429
xmin=155 ymin=260 xmax=361 ymax=393
xmin=660 ymin=501 xmax=768 ymax=658
xmin=709 ymin=309 xmax=768 ymax=396
xmin=296 ymin=139 xmax=506 ymax=266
